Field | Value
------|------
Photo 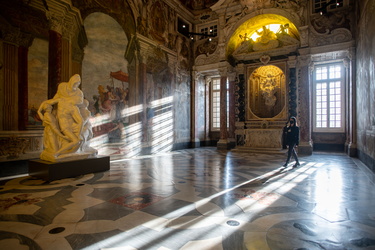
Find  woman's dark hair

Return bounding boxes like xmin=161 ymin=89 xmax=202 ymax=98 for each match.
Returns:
xmin=289 ymin=116 xmax=297 ymax=126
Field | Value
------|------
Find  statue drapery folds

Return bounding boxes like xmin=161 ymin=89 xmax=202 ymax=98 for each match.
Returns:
xmin=38 ymin=74 xmax=97 ymax=162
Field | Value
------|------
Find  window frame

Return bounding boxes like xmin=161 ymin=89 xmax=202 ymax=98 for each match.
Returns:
xmin=312 ymin=62 xmax=346 ymax=133
xmin=210 ymin=77 xmax=229 ymax=131
xmin=312 ymin=0 xmax=345 ymax=14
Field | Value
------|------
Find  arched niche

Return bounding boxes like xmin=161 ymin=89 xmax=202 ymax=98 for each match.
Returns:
xmin=247 ymin=64 xmax=286 ymax=119
xmin=82 ymin=12 xmax=129 ymax=115
xmin=226 ymin=14 xmax=300 ymax=60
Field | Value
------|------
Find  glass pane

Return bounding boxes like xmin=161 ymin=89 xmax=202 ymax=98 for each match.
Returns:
xmin=316 ymin=67 xmax=327 ymax=80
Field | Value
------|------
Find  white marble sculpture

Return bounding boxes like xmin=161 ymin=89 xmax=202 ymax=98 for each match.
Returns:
xmin=38 ymin=74 xmax=97 ymax=162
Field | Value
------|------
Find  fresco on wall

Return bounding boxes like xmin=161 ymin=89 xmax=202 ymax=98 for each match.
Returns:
xmin=81 ymin=12 xmax=131 ymax=152
xmin=27 ymin=38 xmax=48 ymax=126
xmin=91 ymin=71 xmax=129 ymax=141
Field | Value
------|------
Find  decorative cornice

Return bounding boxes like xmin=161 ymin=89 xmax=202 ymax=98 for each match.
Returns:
xmin=29 ymin=0 xmax=83 ymax=40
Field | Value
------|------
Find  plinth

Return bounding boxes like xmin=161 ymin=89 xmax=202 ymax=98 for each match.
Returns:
xmin=29 ymin=156 xmax=110 ymax=181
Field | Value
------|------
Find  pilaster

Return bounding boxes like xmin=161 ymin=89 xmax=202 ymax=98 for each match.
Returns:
xmin=345 ymin=47 xmax=357 ymax=156
xmin=191 ymin=70 xmax=202 ymax=148
xmin=297 ymin=54 xmax=313 ymax=155
xmin=217 ymin=64 xmax=229 ymax=150
xmin=228 ymin=71 xmax=236 ymax=148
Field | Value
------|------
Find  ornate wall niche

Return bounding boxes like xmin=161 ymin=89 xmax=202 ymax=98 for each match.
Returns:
xmin=246 ymin=63 xmax=287 ymax=120
xmin=226 ymin=14 xmax=300 ymax=58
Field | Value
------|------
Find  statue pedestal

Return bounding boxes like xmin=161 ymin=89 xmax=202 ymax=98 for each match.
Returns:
xmin=28 ymin=156 xmax=110 ymax=181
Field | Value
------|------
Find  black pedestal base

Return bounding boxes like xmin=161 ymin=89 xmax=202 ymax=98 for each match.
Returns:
xmin=28 ymin=156 xmax=110 ymax=181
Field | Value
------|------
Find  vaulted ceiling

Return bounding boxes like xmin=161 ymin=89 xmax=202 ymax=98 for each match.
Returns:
xmin=178 ymin=0 xmax=219 ymax=13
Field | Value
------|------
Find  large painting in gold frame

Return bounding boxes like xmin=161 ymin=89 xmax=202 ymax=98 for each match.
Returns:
xmin=246 ymin=62 xmax=287 ymax=120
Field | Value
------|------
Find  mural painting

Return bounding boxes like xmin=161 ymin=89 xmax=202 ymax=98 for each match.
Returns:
xmin=91 ymin=71 xmax=129 ymax=144
xmin=27 ymin=38 xmax=48 ymax=126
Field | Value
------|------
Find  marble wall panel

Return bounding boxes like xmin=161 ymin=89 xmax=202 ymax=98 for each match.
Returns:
xmin=356 ymin=0 xmax=375 ymax=163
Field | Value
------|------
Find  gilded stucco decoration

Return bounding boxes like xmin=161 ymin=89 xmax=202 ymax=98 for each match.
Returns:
xmin=226 ymin=14 xmax=299 ymax=58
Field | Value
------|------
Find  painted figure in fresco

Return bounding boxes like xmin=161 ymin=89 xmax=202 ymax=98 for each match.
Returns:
xmin=38 ymin=74 xmax=97 ymax=162
xmin=106 ymin=85 xmax=119 ymax=121
xmin=260 ymin=73 xmax=279 ymax=108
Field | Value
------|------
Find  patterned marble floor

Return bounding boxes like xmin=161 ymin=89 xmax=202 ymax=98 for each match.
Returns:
xmin=0 ymin=148 xmax=375 ymax=250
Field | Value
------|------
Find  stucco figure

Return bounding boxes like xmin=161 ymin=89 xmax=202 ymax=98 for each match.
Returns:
xmin=38 ymin=74 xmax=97 ymax=162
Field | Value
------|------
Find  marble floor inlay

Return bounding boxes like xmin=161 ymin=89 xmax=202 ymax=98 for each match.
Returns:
xmin=0 ymin=148 xmax=374 ymax=250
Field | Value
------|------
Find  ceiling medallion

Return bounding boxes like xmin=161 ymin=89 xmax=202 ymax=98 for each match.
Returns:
xmin=260 ymin=54 xmax=271 ymax=65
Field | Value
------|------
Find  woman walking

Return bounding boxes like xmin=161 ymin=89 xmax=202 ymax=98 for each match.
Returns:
xmin=283 ymin=116 xmax=300 ymax=167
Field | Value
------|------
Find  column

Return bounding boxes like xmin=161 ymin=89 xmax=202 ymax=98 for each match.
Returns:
xmin=137 ymin=43 xmax=149 ymax=145
xmin=2 ymin=42 xmax=18 ymax=130
xmin=61 ymin=38 xmax=71 ymax=82
xmin=217 ymin=65 xmax=229 ymax=150
xmin=345 ymin=48 xmax=357 ymax=156
xmin=18 ymin=33 xmax=33 ymax=130
xmin=18 ymin=45 xmax=29 ymax=130
xmin=47 ymin=17 xmax=63 ymax=98
xmin=191 ymin=70 xmax=201 ymax=148
xmin=234 ymin=63 xmax=245 ymax=146
xmin=297 ymin=54 xmax=313 ymax=155
xmin=287 ymin=56 xmax=297 ymax=117
xmin=204 ymin=77 xmax=210 ymax=145
xmin=228 ymin=72 xmax=236 ymax=148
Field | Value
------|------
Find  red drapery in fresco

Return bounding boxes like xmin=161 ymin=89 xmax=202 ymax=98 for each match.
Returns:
xmin=110 ymin=70 xmax=128 ymax=82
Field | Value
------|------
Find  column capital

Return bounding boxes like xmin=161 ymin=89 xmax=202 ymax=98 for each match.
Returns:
xmin=192 ymin=71 xmax=203 ymax=82
xmin=227 ymin=71 xmax=236 ymax=82
xmin=46 ymin=11 xmax=64 ymax=34
xmin=235 ymin=63 xmax=245 ymax=74
xmin=298 ymin=54 xmax=311 ymax=67
xmin=2 ymin=29 xmax=34 ymax=47
xmin=287 ymin=56 xmax=297 ymax=68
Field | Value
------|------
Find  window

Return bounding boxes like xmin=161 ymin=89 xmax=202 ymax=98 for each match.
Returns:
xmin=199 ymin=25 xmax=217 ymax=40
xmin=313 ymin=63 xmax=345 ymax=132
xmin=211 ymin=78 xmax=229 ymax=130
xmin=177 ymin=17 xmax=191 ymax=38
xmin=313 ymin=0 xmax=344 ymax=14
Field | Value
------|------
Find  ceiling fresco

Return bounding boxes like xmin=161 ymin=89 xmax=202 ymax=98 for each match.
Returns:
xmin=178 ymin=0 xmax=219 ymax=13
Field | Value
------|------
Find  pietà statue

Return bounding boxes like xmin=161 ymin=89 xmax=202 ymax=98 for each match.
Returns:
xmin=37 ymin=74 xmax=97 ymax=162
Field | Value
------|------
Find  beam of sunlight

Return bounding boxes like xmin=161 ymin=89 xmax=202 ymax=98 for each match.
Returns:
xmin=315 ymin=165 xmax=343 ymax=204
xmin=150 ymin=96 xmax=174 ymax=154
xmin=122 ymin=104 xmax=143 ymax=117
xmin=123 ymin=122 xmax=143 ymax=157
xmin=151 ymin=96 xmax=173 ymax=107
xmin=83 ymin=158 xmax=321 ymax=249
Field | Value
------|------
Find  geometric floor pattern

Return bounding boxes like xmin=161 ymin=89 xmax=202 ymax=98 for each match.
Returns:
xmin=0 ymin=147 xmax=375 ymax=250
